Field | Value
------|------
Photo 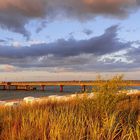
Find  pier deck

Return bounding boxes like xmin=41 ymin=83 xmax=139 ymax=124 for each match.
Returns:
xmin=0 ymin=80 xmax=140 ymax=92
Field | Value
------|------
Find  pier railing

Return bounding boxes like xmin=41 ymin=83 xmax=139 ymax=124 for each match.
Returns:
xmin=0 ymin=80 xmax=140 ymax=92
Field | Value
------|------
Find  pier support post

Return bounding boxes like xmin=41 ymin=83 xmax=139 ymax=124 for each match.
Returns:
xmin=15 ymin=86 xmax=18 ymax=90
xmin=60 ymin=85 xmax=64 ymax=92
xmin=26 ymin=85 xmax=29 ymax=91
xmin=5 ymin=86 xmax=10 ymax=90
xmin=3 ymin=85 xmax=6 ymax=90
xmin=6 ymin=82 xmax=11 ymax=90
xmin=41 ymin=85 xmax=45 ymax=91
xmin=82 ymin=85 xmax=86 ymax=92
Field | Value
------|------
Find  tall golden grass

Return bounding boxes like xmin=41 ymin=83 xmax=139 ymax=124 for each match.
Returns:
xmin=0 ymin=76 xmax=139 ymax=140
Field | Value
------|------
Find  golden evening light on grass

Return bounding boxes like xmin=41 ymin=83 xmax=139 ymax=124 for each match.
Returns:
xmin=0 ymin=0 xmax=140 ymax=139
xmin=0 ymin=76 xmax=140 ymax=140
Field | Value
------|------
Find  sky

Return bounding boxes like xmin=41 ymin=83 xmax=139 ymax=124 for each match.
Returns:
xmin=0 ymin=0 xmax=140 ymax=81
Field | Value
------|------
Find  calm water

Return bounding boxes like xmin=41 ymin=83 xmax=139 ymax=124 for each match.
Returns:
xmin=0 ymin=86 xmax=92 ymax=101
xmin=0 ymin=86 xmax=140 ymax=101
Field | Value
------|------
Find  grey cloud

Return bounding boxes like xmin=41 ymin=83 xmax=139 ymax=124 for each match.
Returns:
xmin=36 ymin=21 xmax=48 ymax=33
xmin=83 ymin=29 xmax=93 ymax=35
xmin=0 ymin=25 xmax=137 ymax=73
xmin=47 ymin=0 xmax=140 ymax=18
xmin=0 ymin=0 xmax=140 ymax=36
xmin=0 ymin=0 xmax=47 ymax=38
xmin=127 ymin=46 xmax=140 ymax=63
xmin=0 ymin=25 xmax=128 ymax=59
xmin=0 ymin=11 xmax=30 ymax=38
xmin=0 ymin=39 xmax=6 ymax=42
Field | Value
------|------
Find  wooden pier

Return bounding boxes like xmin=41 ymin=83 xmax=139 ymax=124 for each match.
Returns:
xmin=0 ymin=80 xmax=140 ymax=92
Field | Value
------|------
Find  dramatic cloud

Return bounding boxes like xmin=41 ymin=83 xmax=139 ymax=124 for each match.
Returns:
xmin=0 ymin=0 xmax=139 ymax=36
xmin=0 ymin=25 xmax=136 ymax=72
xmin=49 ymin=0 xmax=139 ymax=18
xmin=0 ymin=25 xmax=127 ymax=58
xmin=0 ymin=0 xmax=47 ymax=37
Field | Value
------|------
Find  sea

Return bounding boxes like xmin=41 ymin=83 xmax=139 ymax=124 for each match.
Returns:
xmin=0 ymin=86 xmax=140 ymax=101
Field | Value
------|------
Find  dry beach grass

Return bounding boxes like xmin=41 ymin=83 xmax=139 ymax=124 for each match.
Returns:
xmin=0 ymin=76 xmax=139 ymax=140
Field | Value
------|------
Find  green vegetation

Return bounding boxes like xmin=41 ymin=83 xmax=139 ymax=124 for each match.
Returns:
xmin=0 ymin=76 xmax=140 ymax=140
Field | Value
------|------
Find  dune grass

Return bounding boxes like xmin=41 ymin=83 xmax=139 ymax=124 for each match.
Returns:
xmin=0 ymin=76 xmax=140 ymax=140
